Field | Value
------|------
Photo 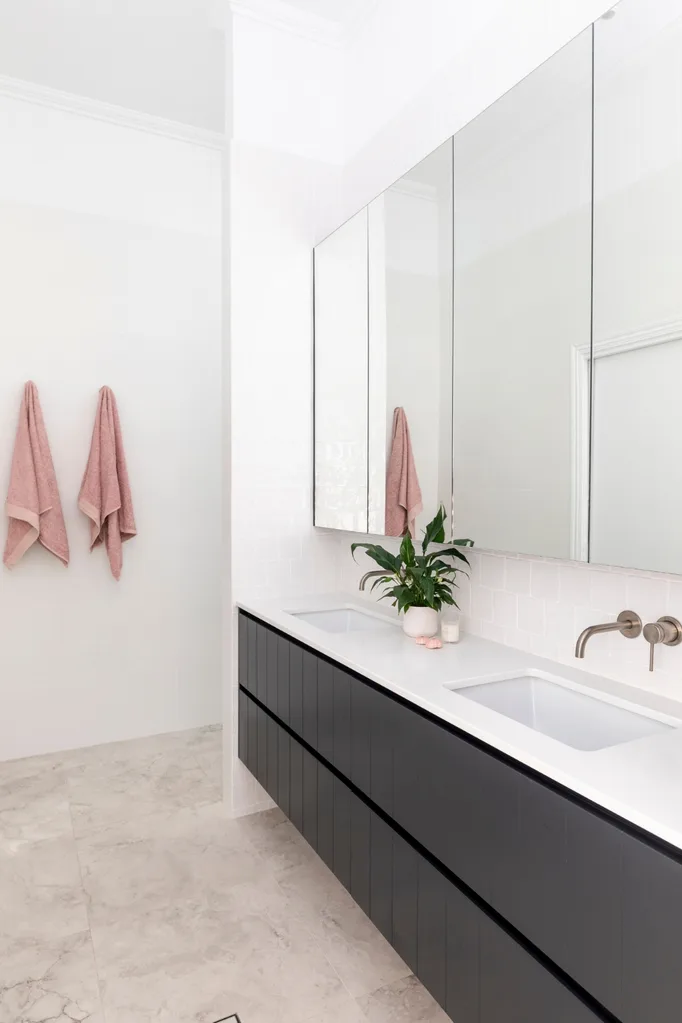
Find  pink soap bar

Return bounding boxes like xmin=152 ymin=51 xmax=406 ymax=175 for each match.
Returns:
xmin=426 ymin=637 xmax=442 ymax=649
xmin=415 ymin=636 xmax=427 ymax=645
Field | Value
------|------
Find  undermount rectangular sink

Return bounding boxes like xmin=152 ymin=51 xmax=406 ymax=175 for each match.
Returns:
xmin=446 ymin=670 xmax=677 ymax=751
xmin=290 ymin=606 xmax=397 ymax=634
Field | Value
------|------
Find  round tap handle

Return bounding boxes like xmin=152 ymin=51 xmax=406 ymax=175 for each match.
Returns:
xmin=643 ymin=617 xmax=682 ymax=672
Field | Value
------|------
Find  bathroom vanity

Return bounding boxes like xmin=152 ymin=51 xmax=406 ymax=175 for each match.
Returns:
xmin=237 ymin=600 xmax=682 ymax=1023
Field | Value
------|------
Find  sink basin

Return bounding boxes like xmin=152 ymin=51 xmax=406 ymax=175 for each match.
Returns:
xmin=446 ymin=670 xmax=677 ymax=751
xmin=290 ymin=606 xmax=397 ymax=634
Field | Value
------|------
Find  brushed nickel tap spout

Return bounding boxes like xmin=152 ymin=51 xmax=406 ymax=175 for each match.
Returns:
xmin=359 ymin=570 xmax=389 ymax=591
xmin=575 ymin=610 xmax=642 ymax=659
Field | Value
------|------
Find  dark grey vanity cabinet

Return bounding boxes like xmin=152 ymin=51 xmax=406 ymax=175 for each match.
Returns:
xmin=239 ymin=688 xmax=602 ymax=1023
xmin=237 ymin=612 xmax=682 ymax=1023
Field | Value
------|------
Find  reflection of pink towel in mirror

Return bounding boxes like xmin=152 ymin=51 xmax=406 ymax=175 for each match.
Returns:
xmin=385 ymin=407 xmax=423 ymax=537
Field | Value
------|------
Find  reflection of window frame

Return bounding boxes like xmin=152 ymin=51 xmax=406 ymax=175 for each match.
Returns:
xmin=572 ymin=317 xmax=682 ymax=562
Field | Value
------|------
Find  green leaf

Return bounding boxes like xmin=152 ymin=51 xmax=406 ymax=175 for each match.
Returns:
xmin=421 ymin=505 xmax=446 ymax=553
xmin=429 ymin=546 xmax=471 ymax=566
xmin=400 ymin=532 xmax=416 ymax=567
xmin=350 ymin=543 xmax=399 ymax=574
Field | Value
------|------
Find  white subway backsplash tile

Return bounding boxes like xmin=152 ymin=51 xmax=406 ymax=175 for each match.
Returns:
xmin=530 ymin=561 xmax=559 ymax=602
xmin=504 ymin=557 xmax=531 ymax=595
xmin=517 ymin=594 xmax=545 ymax=635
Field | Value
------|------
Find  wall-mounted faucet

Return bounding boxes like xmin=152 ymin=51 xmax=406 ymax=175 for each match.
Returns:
xmin=574 ymin=610 xmax=642 ymax=659
xmin=642 ymin=617 xmax=682 ymax=671
xmin=359 ymin=570 xmax=388 ymax=591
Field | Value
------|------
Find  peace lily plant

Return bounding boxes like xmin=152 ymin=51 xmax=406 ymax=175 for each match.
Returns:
xmin=351 ymin=507 xmax=474 ymax=639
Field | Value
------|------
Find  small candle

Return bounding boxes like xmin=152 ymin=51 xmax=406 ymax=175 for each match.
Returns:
xmin=441 ymin=616 xmax=460 ymax=643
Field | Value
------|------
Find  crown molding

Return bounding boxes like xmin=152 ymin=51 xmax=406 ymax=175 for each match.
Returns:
xmin=228 ymin=0 xmax=379 ymax=47
xmin=0 ymin=75 xmax=226 ymax=150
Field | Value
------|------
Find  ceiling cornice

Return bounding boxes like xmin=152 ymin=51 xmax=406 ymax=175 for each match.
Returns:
xmin=0 ymin=75 xmax=226 ymax=150
xmin=228 ymin=0 xmax=379 ymax=47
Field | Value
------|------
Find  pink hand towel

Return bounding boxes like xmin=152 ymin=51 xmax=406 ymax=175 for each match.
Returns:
xmin=79 ymin=387 xmax=136 ymax=580
xmin=385 ymin=406 xmax=423 ymax=538
xmin=4 ymin=381 xmax=69 ymax=567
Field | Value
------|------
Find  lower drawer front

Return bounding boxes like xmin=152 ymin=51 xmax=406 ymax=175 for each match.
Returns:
xmin=238 ymin=689 xmax=603 ymax=1023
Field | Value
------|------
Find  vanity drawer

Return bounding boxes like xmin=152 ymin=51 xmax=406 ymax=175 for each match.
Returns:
xmin=237 ymin=613 xmax=682 ymax=1023
xmin=237 ymin=687 xmax=604 ymax=1023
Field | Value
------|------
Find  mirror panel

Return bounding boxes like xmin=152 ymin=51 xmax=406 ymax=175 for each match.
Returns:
xmin=591 ymin=0 xmax=682 ymax=572
xmin=452 ymin=27 xmax=594 ymax=560
xmin=367 ymin=140 xmax=454 ymax=538
xmin=314 ymin=209 xmax=368 ymax=531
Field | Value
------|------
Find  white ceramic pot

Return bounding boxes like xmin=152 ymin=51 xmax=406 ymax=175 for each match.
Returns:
xmin=402 ymin=606 xmax=439 ymax=638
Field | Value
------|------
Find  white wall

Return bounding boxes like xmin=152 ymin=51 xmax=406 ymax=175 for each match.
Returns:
xmin=0 ymin=96 xmax=223 ymax=760
xmin=227 ymin=9 xmax=346 ymax=816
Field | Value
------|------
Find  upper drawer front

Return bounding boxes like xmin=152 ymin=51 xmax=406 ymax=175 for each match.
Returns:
xmin=238 ymin=614 xmax=682 ymax=1023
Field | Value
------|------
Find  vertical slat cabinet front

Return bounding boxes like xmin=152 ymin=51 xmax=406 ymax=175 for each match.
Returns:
xmin=369 ymin=812 xmax=393 ymax=944
xmin=317 ymin=760 xmax=335 ymax=871
xmin=350 ymin=676 xmax=371 ymax=795
xmin=333 ymin=667 xmax=352 ymax=778
xmin=333 ymin=774 xmax=352 ymax=891
xmin=369 ymin=684 xmax=394 ymax=816
xmin=392 ymin=832 xmax=419 ymax=974
xmin=302 ymin=748 xmax=319 ymax=851
xmin=302 ymin=651 xmax=318 ymax=749
xmin=277 ymin=726 xmax=291 ymax=818
xmin=276 ymin=635 xmax=291 ymax=726
xmin=238 ymin=686 xmax=248 ymax=764
xmin=621 ymin=832 xmax=682 ymax=1023
xmin=290 ymin=733 xmax=304 ymax=833
xmin=266 ymin=714 xmax=278 ymax=801
xmin=247 ymin=617 xmax=258 ymax=695
xmin=417 ymin=858 xmax=448 ymax=1010
xmin=317 ymin=660 xmax=335 ymax=763
xmin=256 ymin=623 xmax=268 ymax=704
xmin=256 ymin=702 xmax=268 ymax=789
xmin=445 ymin=884 xmax=480 ymax=1023
xmin=238 ymin=613 xmax=248 ymax=687
xmin=265 ymin=629 xmax=279 ymax=714
xmin=289 ymin=644 xmax=304 ymax=740
xmin=479 ymin=917 xmax=600 ymax=1023
xmin=246 ymin=690 xmax=258 ymax=778
xmin=349 ymin=792 xmax=371 ymax=916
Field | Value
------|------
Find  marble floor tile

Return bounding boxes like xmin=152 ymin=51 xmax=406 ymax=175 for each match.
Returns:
xmin=0 ymin=929 xmax=103 ymax=1023
xmin=235 ymin=806 xmax=319 ymax=875
xmin=298 ymin=994 xmax=368 ymax=1022
xmin=0 ymin=836 xmax=88 ymax=949
xmin=0 ymin=755 xmax=73 ymax=843
xmin=195 ymin=749 xmax=223 ymax=789
xmin=77 ymin=803 xmax=267 ymax=924
xmin=357 ymin=975 xmax=451 ymax=1023
xmin=68 ymin=747 xmax=221 ymax=835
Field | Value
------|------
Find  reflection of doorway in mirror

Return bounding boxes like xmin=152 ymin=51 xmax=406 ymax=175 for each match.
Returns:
xmin=577 ymin=321 xmax=682 ymax=573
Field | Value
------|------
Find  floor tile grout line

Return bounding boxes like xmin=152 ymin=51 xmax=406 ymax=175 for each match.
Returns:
xmin=66 ymin=775 xmax=109 ymax=1023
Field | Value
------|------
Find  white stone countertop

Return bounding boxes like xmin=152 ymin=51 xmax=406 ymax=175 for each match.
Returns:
xmin=237 ymin=592 xmax=682 ymax=853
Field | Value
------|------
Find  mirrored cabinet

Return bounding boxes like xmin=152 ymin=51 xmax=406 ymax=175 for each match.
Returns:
xmin=314 ymin=0 xmax=682 ymax=577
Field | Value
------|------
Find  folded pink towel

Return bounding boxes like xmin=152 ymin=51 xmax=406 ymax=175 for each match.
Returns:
xmin=79 ymin=387 xmax=136 ymax=580
xmin=4 ymin=381 xmax=69 ymax=567
xmin=385 ymin=406 xmax=423 ymax=538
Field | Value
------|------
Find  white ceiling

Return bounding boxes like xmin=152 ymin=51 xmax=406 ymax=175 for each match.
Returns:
xmin=0 ymin=0 xmax=226 ymax=131
xmin=281 ymin=0 xmax=375 ymax=29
